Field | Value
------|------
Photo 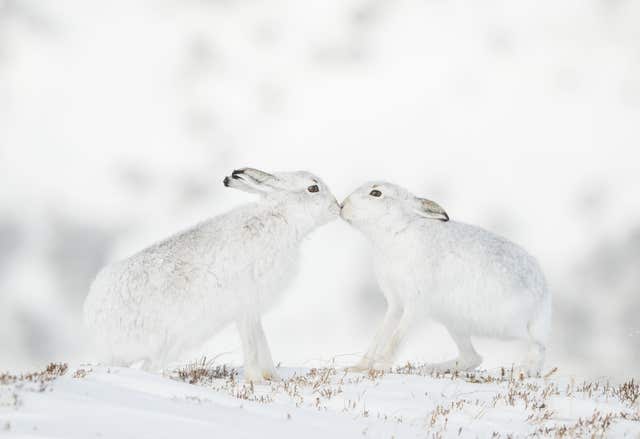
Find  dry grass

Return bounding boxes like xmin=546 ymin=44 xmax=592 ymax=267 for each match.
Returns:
xmin=531 ymin=410 xmax=625 ymax=438
xmin=395 ymin=362 xmax=531 ymax=383
xmin=0 ymin=363 xmax=68 ymax=388
xmin=0 ymin=363 xmax=69 ymax=409
xmin=616 ymin=379 xmax=640 ymax=406
xmin=72 ymin=368 xmax=91 ymax=379
xmin=172 ymin=357 xmax=238 ymax=385
xmin=168 ymin=359 xmax=640 ymax=438
xmin=5 ymin=359 xmax=637 ymax=437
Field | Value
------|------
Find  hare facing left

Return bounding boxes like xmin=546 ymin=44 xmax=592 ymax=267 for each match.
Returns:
xmin=341 ymin=181 xmax=551 ymax=375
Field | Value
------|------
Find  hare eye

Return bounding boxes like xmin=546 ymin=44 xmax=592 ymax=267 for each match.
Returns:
xmin=307 ymin=185 xmax=319 ymax=193
xmin=369 ymin=189 xmax=382 ymax=197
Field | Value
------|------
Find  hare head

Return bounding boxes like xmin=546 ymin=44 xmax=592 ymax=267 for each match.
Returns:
xmin=340 ymin=181 xmax=449 ymax=234
xmin=224 ymin=167 xmax=340 ymax=226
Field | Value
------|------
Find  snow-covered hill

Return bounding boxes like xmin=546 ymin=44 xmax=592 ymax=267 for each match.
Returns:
xmin=1 ymin=361 xmax=638 ymax=438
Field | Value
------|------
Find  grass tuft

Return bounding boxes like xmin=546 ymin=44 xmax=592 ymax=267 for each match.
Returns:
xmin=172 ymin=357 xmax=238 ymax=385
xmin=616 ymin=379 xmax=639 ymax=406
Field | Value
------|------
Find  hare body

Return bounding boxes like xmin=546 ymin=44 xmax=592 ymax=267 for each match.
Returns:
xmin=341 ymin=182 xmax=551 ymax=374
xmin=84 ymin=169 xmax=339 ymax=381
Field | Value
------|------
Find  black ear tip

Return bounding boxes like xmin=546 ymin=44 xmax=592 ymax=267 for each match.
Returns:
xmin=442 ymin=213 xmax=450 ymax=222
xmin=223 ymin=176 xmax=231 ymax=187
xmin=231 ymin=169 xmax=244 ymax=177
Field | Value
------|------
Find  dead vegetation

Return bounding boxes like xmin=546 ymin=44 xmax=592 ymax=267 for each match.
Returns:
xmin=168 ymin=359 xmax=640 ymax=437
xmin=531 ymin=410 xmax=635 ymax=438
xmin=72 ymin=368 xmax=91 ymax=379
xmin=4 ymin=359 xmax=638 ymax=437
xmin=0 ymin=363 xmax=68 ymax=389
xmin=616 ymin=379 xmax=639 ymax=406
xmin=395 ymin=362 xmax=532 ymax=384
xmin=0 ymin=363 xmax=69 ymax=409
xmin=173 ymin=357 xmax=238 ymax=385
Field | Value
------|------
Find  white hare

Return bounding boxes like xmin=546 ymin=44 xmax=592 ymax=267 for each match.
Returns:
xmin=340 ymin=182 xmax=551 ymax=375
xmin=83 ymin=168 xmax=340 ymax=381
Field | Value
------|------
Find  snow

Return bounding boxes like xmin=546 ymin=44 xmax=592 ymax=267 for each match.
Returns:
xmin=1 ymin=362 xmax=639 ymax=438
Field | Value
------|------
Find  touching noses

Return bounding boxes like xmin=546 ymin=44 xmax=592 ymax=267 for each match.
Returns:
xmin=339 ymin=197 xmax=351 ymax=219
xmin=331 ymin=197 xmax=342 ymax=215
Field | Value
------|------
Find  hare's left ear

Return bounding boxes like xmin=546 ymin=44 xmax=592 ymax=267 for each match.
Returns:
xmin=413 ymin=197 xmax=449 ymax=221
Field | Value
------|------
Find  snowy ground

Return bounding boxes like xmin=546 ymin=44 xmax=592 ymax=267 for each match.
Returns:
xmin=1 ymin=361 xmax=639 ymax=438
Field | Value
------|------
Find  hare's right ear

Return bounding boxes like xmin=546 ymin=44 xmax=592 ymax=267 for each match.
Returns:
xmin=413 ymin=197 xmax=449 ymax=221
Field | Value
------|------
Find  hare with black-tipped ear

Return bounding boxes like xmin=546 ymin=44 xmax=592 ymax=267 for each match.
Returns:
xmin=83 ymin=168 xmax=340 ymax=382
xmin=340 ymin=182 xmax=551 ymax=375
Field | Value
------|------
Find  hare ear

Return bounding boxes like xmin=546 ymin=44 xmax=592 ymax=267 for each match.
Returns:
xmin=223 ymin=167 xmax=278 ymax=195
xmin=414 ymin=197 xmax=449 ymax=221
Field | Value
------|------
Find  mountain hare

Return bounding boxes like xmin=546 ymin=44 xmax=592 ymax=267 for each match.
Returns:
xmin=341 ymin=181 xmax=551 ymax=375
xmin=84 ymin=168 xmax=340 ymax=381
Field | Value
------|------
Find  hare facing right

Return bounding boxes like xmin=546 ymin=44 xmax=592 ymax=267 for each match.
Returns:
xmin=84 ymin=168 xmax=340 ymax=381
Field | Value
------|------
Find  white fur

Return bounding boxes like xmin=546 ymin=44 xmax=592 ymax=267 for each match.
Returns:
xmin=83 ymin=168 xmax=339 ymax=381
xmin=341 ymin=182 xmax=551 ymax=375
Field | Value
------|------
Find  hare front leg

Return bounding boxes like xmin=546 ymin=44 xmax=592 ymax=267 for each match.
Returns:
xmin=372 ymin=306 xmax=415 ymax=369
xmin=349 ymin=302 xmax=403 ymax=371
xmin=236 ymin=311 xmax=280 ymax=382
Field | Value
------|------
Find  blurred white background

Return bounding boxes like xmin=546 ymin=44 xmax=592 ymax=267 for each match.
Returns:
xmin=1 ymin=0 xmax=639 ymax=379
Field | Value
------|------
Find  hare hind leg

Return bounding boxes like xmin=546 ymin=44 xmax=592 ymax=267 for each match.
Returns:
xmin=236 ymin=310 xmax=279 ymax=382
xmin=428 ymin=330 xmax=483 ymax=372
xmin=522 ymin=317 xmax=549 ymax=376
xmin=523 ymin=340 xmax=546 ymax=376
